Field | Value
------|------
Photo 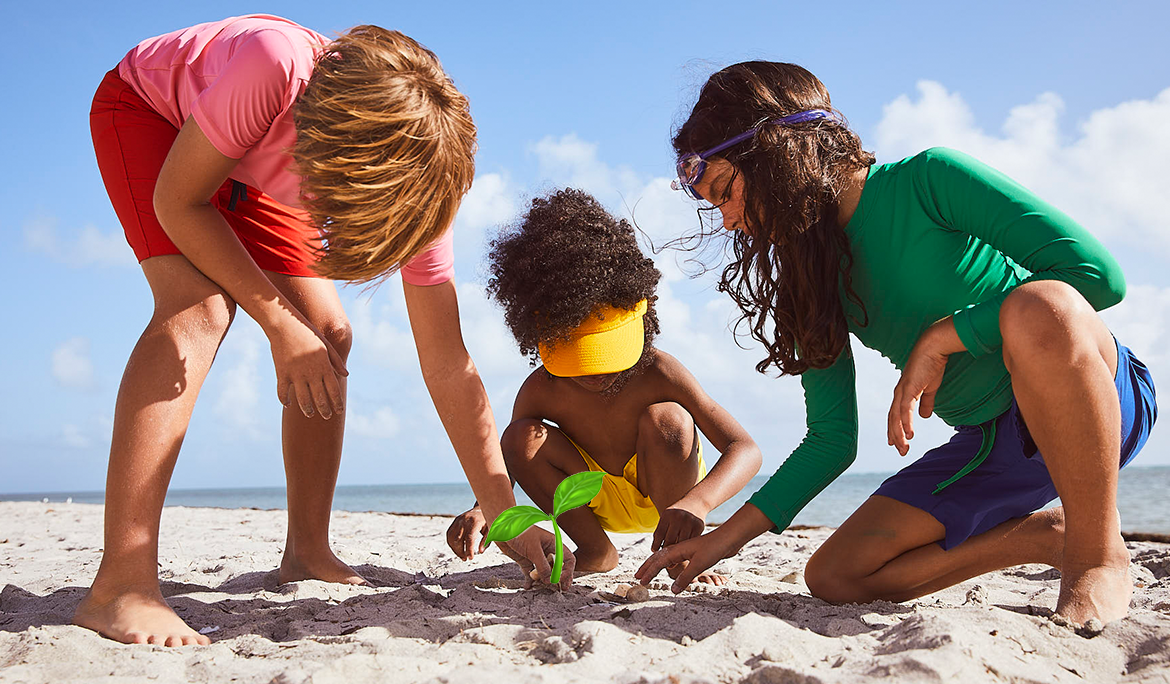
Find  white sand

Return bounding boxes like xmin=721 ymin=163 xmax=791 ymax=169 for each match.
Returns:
xmin=1 ymin=501 xmax=1169 ymax=683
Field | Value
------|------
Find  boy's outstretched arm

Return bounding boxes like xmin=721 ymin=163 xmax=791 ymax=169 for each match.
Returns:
xmin=652 ymin=352 xmax=763 ymax=550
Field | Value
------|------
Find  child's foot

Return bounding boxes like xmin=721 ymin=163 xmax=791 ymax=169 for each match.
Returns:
xmin=278 ymin=549 xmax=367 ymax=585
xmin=1023 ymin=506 xmax=1066 ymax=569
xmin=668 ymin=562 xmax=728 ymax=587
xmin=73 ymin=584 xmax=210 ymax=646
xmin=572 ymin=545 xmax=620 ymax=575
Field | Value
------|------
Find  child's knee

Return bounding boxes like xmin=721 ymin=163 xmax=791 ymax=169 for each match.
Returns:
xmin=155 ymin=294 xmax=236 ymax=342
xmin=318 ymin=317 xmax=353 ymax=360
xmin=637 ymin=402 xmax=695 ymax=460
xmin=500 ymin=418 xmax=551 ymax=468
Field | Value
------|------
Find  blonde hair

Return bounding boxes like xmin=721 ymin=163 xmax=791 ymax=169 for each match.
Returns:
xmin=293 ymin=25 xmax=477 ymax=283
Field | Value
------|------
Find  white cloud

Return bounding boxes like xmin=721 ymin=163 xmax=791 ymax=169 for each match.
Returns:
xmin=62 ymin=424 xmax=91 ymax=449
xmin=875 ymin=82 xmax=1170 ymax=254
xmin=51 ymin=337 xmax=96 ymax=390
xmin=24 ymin=216 xmax=136 ymax=267
xmin=346 ymin=405 xmax=401 ymax=439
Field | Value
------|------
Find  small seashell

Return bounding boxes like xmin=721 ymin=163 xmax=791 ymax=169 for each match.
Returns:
xmin=626 ymin=585 xmax=650 ymax=602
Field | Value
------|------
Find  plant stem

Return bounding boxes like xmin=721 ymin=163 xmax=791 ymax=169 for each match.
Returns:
xmin=551 ymin=518 xmax=564 ymax=585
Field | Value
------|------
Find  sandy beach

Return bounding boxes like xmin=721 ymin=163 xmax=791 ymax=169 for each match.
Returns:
xmin=2 ymin=501 xmax=1169 ymax=683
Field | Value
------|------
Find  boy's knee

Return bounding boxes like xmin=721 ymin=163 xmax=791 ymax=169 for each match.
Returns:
xmin=500 ymin=418 xmax=550 ymax=467
xmin=637 ymin=402 xmax=694 ymax=459
xmin=158 ymin=294 xmax=236 ymax=341
xmin=318 ymin=317 xmax=354 ymax=360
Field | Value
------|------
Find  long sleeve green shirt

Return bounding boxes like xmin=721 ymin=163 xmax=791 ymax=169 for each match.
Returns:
xmin=747 ymin=147 xmax=1126 ymax=532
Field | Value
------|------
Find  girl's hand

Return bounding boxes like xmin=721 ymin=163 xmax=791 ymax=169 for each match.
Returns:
xmin=636 ymin=526 xmax=737 ymax=593
xmin=268 ymin=316 xmax=348 ymax=419
xmin=446 ymin=506 xmax=488 ymax=561
xmin=502 ymin=526 xmax=575 ymax=590
xmin=888 ymin=317 xmax=965 ymax=455
xmin=652 ymin=501 xmax=708 ymax=552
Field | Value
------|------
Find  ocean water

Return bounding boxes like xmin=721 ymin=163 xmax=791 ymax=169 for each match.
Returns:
xmin=6 ymin=465 xmax=1169 ymax=533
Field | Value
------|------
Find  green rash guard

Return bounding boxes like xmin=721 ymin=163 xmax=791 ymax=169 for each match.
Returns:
xmin=747 ymin=147 xmax=1126 ymax=532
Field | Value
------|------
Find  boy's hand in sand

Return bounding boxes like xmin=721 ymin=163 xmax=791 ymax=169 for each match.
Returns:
xmin=505 ymin=527 xmax=575 ymax=590
xmin=447 ymin=506 xmax=489 ymax=560
xmin=652 ymin=503 xmax=707 ymax=551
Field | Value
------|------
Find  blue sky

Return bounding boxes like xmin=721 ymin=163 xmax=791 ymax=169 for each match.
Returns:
xmin=2 ymin=0 xmax=1168 ymax=493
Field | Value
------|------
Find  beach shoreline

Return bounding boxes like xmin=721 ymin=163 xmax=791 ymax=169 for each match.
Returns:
xmin=2 ymin=501 xmax=1169 ymax=683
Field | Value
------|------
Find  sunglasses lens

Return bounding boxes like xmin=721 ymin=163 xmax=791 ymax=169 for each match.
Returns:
xmin=675 ymin=156 xmax=705 ymax=201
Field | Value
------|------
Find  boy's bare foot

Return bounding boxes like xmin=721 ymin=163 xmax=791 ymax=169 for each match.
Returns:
xmin=73 ymin=584 xmax=210 ymax=646
xmin=278 ymin=549 xmax=367 ymax=585
xmin=572 ymin=546 xmax=619 ymax=575
xmin=668 ymin=561 xmax=727 ymax=586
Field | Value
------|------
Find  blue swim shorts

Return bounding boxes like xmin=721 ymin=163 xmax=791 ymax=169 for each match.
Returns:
xmin=873 ymin=339 xmax=1157 ymax=550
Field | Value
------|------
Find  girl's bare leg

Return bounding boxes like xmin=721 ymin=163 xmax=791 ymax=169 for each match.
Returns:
xmin=808 ymin=281 xmax=1128 ymax=624
xmin=805 ymin=496 xmax=1064 ymax=604
xmin=1000 ymin=280 xmax=1128 ymax=623
xmin=73 ymin=256 xmax=234 ymax=646
xmin=262 ymin=272 xmax=363 ymax=585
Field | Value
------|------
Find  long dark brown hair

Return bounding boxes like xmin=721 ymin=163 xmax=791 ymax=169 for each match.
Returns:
xmin=674 ymin=61 xmax=873 ymax=375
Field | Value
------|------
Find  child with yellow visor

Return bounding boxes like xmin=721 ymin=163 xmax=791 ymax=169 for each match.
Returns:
xmin=446 ymin=189 xmax=762 ymax=583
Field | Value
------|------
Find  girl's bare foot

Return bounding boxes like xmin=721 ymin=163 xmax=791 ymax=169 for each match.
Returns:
xmin=73 ymin=584 xmax=210 ymax=646
xmin=278 ymin=549 xmax=367 ymax=585
xmin=1055 ymin=540 xmax=1132 ymax=625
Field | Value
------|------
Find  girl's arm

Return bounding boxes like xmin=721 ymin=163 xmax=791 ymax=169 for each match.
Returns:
xmin=746 ymin=344 xmax=859 ymax=532
xmin=403 ymin=281 xmax=574 ymax=585
xmin=154 ymin=116 xmax=346 ymax=417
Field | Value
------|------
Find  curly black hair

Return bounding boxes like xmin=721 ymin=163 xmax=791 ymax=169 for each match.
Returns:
xmin=487 ymin=188 xmax=662 ymax=375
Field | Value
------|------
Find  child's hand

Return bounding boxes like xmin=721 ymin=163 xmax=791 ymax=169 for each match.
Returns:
xmin=652 ymin=503 xmax=707 ymax=551
xmin=888 ymin=317 xmax=964 ymax=456
xmin=506 ymin=527 xmax=575 ymax=590
xmin=636 ymin=527 xmax=735 ymax=593
xmin=446 ymin=506 xmax=488 ymax=560
xmin=269 ymin=317 xmax=348 ymax=419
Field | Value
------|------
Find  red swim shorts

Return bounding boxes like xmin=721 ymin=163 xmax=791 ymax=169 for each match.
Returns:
xmin=89 ymin=69 xmax=320 ymax=277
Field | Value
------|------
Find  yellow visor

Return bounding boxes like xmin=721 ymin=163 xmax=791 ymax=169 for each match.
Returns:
xmin=538 ymin=299 xmax=648 ymax=377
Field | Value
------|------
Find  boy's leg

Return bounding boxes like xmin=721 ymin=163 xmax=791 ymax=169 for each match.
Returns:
xmin=262 ymin=272 xmax=362 ymax=585
xmin=999 ymin=280 xmax=1128 ymax=623
xmin=633 ymin=402 xmax=704 ymax=520
xmin=74 ymin=255 xmax=236 ymax=646
xmin=501 ymin=419 xmax=618 ymax=573
xmin=804 ymin=496 xmax=1064 ymax=604
xmin=633 ymin=403 xmax=721 ymax=584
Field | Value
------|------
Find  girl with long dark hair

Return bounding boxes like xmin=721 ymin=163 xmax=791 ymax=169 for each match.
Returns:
xmin=636 ymin=61 xmax=1156 ymax=626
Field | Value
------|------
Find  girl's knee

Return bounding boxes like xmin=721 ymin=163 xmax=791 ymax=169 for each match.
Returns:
xmin=1000 ymin=281 xmax=1102 ymax=367
xmin=805 ymin=550 xmax=867 ymax=604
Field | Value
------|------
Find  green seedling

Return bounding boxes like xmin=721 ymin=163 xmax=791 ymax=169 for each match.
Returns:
xmin=483 ymin=470 xmax=605 ymax=585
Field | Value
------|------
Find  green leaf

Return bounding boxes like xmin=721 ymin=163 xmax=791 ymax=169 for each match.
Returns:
xmin=552 ymin=471 xmax=605 ymax=519
xmin=483 ymin=505 xmax=550 ymax=544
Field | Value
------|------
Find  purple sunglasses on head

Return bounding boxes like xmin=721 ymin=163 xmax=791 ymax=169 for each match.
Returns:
xmin=671 ymin=109 xmax=843 ymax=201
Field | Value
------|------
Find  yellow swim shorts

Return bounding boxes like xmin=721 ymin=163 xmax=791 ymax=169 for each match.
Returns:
xmin=560 ymin=430 xmax=707 ymax=534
